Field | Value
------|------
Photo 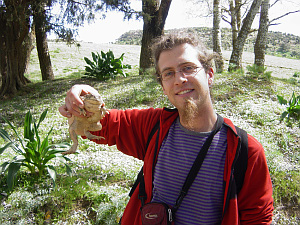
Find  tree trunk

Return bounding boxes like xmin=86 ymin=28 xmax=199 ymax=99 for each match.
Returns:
xmin=229 ymin=0 xmax=263 ymax=70
xmin=0 ymin=1 xmax=31 ymax=98
xmin=25 ymin=26 xmax=36 ymax=74
xmin=235 ymin=0 xmax=242 ymax=30
xmin=34 ymin=4 xmax=54 ymax=81
xmin=139 ymin=0 xmax=172 ymax=73
xmin=229 ymin=0 xmax=238 ymax=52
xmin=0 ymin=13 xmax=7 ymax=91
xmin=254 ymin=0 xmax=270 ymax=67
xmin=213 ymin=0 xmax=224 ymax=73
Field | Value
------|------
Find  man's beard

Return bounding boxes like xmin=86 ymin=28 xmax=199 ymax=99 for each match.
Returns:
xmin=181 ymin=98 xmax=198 ymax=123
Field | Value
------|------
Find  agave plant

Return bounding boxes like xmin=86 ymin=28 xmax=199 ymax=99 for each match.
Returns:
xmin=84 ymin=50 xmax=131 ymax=81
xmin=277 ymin=92 xmax=300 ymax=123
xmin=0 ymin=109 xmax=72 ymax=190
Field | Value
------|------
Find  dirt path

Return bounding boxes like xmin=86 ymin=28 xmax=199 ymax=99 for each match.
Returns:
xmin=100 ymin=43 xmax=300 ymax=79
xmin=42 ymin=42 xmax=299 ymax=79
xmin=222 ymin=51 xmax=300 ymax=79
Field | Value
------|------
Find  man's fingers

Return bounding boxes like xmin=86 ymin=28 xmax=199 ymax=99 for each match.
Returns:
xmin=58 ymin=104 xmax=72 ymax=118
xmin=65 ymin=97 xmax=85 ymax=117
xmin=58 ymin=84 xmax=101 ymax=118
xmin=67 ymin=87 xmax=84 ymax=108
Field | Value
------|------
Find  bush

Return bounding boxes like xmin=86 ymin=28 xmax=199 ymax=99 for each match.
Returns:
xmin=293 ymin=72 xmax=300 ymax=78
xmin=0 ymin=109 xmax=71 ymax=190
xmin=83 ymin=50 xmax=131 ymax=81
xmin=246 ymin=64 xmax=272 ymax=81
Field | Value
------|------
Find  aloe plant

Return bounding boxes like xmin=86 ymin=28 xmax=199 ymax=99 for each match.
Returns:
xmin=277 ymin=92 xmax=300 ymax=123
xmin=84 ymin=50 xmax=131 ymax=81
xmin=0 ymin=109 xmax=72 ymax=189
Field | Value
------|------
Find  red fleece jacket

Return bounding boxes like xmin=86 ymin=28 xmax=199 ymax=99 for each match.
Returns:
xmin=90 ymin=107 xmax=273 ymax=225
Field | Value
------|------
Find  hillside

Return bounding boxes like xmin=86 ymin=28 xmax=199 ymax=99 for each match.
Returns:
xmin=115 ymin=27 xmax=300 ymax=60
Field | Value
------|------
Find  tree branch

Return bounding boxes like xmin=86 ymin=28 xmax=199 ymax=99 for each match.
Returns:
xmin=67 ymin=0 xmax=90 ymax=7
xmin=270 ymin=0 xmax=280 ymax=8
xmin=114 ymin=6 xmax=142 ymax=20
xmin=221 ymin=15 xmax=232 ymax=25
xmin=270 ymin=10 xmax=300 ymax=23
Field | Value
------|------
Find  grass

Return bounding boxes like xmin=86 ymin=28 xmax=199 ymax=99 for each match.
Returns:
xmin=0 ymin=42 xmax=300 ymax=224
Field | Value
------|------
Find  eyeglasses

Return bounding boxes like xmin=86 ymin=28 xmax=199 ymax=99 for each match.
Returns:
xmin=160 ymin=65 xmax=203 ymax=81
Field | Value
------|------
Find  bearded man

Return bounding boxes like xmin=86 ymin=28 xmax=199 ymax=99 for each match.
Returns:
xmin=59 ymin=32 xmax=273 ymax=225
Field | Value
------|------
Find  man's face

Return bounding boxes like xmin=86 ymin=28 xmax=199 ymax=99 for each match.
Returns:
xmin=158 ymin=43 xmax=214 ymax=115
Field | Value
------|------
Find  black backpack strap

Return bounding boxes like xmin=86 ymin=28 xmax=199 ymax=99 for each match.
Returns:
xmin=128 ymin=120 xmax=160 ymax=198
xmin=129 ymin=167 xmax=143 ymax=197
xmin=234 ymin=126 xmax=248 ymax=194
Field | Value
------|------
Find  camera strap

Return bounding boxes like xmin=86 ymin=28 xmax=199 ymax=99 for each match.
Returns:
xmin=173 ymin=114 xmax=223 ymax=212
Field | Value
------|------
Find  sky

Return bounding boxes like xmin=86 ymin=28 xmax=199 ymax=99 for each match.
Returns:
xmin=75 ymin=0 xmax=300 ymax=44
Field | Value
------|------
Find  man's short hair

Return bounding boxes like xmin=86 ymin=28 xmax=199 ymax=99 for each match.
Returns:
xmin=151 ymin=31 xmax=216 ymax=84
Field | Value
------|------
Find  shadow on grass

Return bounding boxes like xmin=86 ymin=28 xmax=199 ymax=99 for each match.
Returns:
xmin=0 ymin=72 xmax=111 ymax=125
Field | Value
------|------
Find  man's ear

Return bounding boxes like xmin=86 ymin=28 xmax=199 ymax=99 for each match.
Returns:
xmin=208 ymin=68 xmax=214 ymax=87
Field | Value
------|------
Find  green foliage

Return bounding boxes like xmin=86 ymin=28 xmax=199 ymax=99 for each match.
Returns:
xmin=293 ymin=71 xmax=300 ymax=78
xmin=277 ymin=92 xmax=300 ymax=124
xmin=83 ymin=50 xmax=131 ymax=81
xmin=228 ymin=63 xmax=238 ymax=72
xmin=0 ymin=109 xmax=72 ymax=190
xmin=246 ymin=64 xmax=272 ymax=81
xmin=277 ymin=43 xmax=290 ymax=54
xmin=228 ymin=64 xmax=245 ymax=75
xmin=271 ymin=170 xmax=300 ymax=206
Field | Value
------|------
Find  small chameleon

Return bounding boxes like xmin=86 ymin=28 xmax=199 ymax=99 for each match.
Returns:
xmin=63 ymin=93 xmax=109 ymax=154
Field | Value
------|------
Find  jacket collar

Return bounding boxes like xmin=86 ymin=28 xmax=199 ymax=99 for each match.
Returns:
xmin=223 ymin=118 xmax=239 ymax=136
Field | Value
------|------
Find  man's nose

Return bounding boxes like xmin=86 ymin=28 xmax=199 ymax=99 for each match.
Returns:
xmin=174 ymin=71 xmax=188 ymax=85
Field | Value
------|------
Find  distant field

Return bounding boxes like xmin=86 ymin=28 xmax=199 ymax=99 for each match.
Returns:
xmin=27 ymin=41 xmax=300 ymax=81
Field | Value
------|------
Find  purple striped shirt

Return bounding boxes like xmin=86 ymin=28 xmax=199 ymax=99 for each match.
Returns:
xmin=151 ymin=118 xmax=227 ymax=224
